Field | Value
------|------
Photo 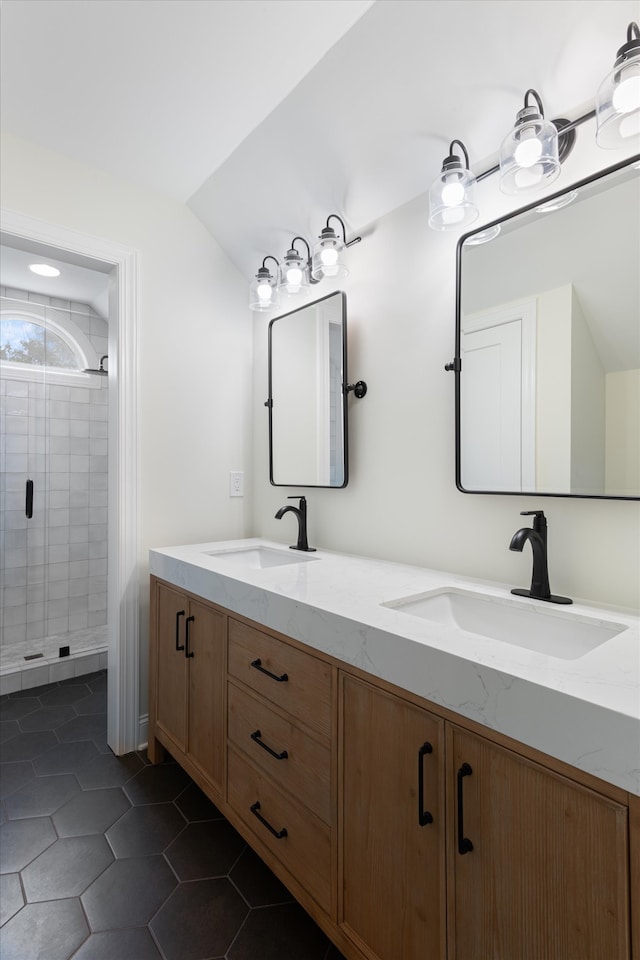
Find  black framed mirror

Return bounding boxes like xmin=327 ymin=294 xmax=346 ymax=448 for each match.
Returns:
xmin=267 ymin=291 xmax=348 ymax=487
xmin=454 ymin=155 xmax=640 ymax=500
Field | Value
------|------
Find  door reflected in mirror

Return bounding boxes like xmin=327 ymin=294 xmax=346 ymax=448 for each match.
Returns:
xmin=457 ymin=157 xmax=639 ymax=500
xmin=268 ymin=291 xmax=348 ymax=487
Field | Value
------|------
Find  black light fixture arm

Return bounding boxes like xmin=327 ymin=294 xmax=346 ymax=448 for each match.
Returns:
xmin=291 ymin=236 xmax=311 ymax=261
xmin=262 ymin=255 xmax=279 ymax=272
xmin=618 ymin=21 xmax=640 ymax=62
xmin=449 ymin=139 xmax=470 ymax=168
xmin=523 ymin=88 xmax=544 ymax=115
xmin=326 ymin=214 xmax=362 ymax=249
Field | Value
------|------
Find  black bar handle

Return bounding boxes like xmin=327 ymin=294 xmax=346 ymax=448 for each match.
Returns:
xmin=457 ymin=762 xmax=474 ymax=855
xmin=25 ymin=479 xmax=34 ymax=519
xmin=418 ymin=741 xmax=434 ymax=826
xmin=250 ymin=729 xmax=288 ymax=761
xmin=250 ymin=801 xmax=288 ymax=839
xmin=250 ymin=658 xmax=288 ymax=682
xmin=175 ymin=610 xmax=185 ymax=651
xmin=185 ymin=615 xmax=195 ymax=659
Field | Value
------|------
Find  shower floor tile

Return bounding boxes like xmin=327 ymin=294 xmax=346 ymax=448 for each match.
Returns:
xmin=0 ymin=624 xmax=108 ymax=695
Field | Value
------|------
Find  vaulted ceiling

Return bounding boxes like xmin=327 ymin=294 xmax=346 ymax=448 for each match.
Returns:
xmin=1 ymin=0 xmax=638 ymax=283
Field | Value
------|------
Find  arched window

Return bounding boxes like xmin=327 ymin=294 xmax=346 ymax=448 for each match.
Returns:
xmin=0 ymin=316 xmax=79 ymax=368
xmin=0 ymin=308 xmax=102 ymax=386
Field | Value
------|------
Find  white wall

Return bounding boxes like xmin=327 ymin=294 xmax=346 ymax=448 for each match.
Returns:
xmin=252 ymin=150 xmax=640 ymax=612
xmin=570 ymin=289 xmax=606 ymax=493
xmin=606 ymin=369 xmax=640 ymax=495
xmin=1 ymin=133 xmax=253 ymax=708
xmin=536 ymin=285 xmax=572 ymax=493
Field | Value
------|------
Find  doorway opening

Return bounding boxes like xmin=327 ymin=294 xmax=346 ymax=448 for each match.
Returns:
xmin=1 ymin=210 xmax=139 ymax=754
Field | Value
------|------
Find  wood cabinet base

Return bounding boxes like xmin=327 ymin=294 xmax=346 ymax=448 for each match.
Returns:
xmin=148 ymin=577 xmax=636 ymax=960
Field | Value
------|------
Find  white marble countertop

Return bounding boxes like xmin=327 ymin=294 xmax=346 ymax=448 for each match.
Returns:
xmin=149 ymin=539 xmax=640 ymax=796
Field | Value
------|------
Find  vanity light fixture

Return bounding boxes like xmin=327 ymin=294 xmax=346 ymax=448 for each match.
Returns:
xmin=499 ymin=89 xmax=561 ymax=194
xmin=311 ymin=215 xmax=361 ymax=281
xmin=279 ymin=237 xmax=317 ymax=301
xmin=428 ymin=23 xmax=640 ymax=233
xmin=250 ymin=216 xmax=362 ymax=312
xmin=428 ymin=139 xmax=479 ymax=230
xmin=249 ymin=256 xmax=280 ymax=312
xmin=596 ymin=22 xmax=640 ymax=148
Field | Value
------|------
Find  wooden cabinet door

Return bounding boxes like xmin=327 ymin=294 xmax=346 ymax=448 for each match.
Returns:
xmin=154 ymin=581 xmax=188 ymax=753
xmin=187 ymin=598 xmax=226 ymax=796
xmin=448 ymin=726 xmax=630 ymax=960
xmin=340 ymin=675 xmax=446 ymax=960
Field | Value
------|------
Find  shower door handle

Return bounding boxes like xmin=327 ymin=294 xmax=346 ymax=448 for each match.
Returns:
xmin=25 ymin=479 xmax=34 ymax=519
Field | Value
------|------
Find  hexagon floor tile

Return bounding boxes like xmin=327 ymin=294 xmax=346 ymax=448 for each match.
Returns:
xmin=0 ymin=671 xmax=345 ymax=960
xmin=106 ymin=801 xmax=185 ymax=858
xmin=52 ymin=786 xmax=130 ymax=837
xmin=21 ymin=834 xmax=114 ymax=902
xmin=151 ymin=877 xmax=248 ymax=960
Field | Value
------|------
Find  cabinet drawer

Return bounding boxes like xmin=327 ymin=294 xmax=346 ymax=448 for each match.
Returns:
xmin=228 ymin=619 xmax=332 ymax=740
xmin=228 ymin=748 xmax=331 ymax=913
xmin=228 ymin=680 xmax=331 ymax=825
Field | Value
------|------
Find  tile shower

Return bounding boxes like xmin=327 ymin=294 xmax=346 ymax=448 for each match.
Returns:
xmin=0 ymin=287 xmax=109 ymax=693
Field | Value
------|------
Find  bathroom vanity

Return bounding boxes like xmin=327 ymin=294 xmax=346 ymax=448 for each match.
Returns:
xmin=148 ymin=539 xmax=640 ymax=960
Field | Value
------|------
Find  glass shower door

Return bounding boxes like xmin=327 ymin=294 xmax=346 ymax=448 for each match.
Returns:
xmin=0 ymin=297 xmax=49 ymax=667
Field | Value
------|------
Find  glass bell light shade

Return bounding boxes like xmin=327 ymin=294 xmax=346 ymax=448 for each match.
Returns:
xmin=311 ymin=226 xmax=348 ymax=281
xmin=279 ymin=247 xmax=310 ymax=300
xmin=249 ymin=263 xmax=279 ymax=312
xmin=499 ymin=103 xmax=561 ymax=195
xmin=596 ymin=23 xmax=640 ymax=148
xmin=428 ymin=153 xmax=478 ymax=231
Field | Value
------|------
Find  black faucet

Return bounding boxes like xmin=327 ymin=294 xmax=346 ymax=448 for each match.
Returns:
xmin=509 ymin=510 xmax=571 ymax=605
xmin=275 ymin=496 xmax=316 ymax=552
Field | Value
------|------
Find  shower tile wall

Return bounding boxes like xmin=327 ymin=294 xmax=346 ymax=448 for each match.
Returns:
xmin=0 ymin=288 xmax=108 ymax=657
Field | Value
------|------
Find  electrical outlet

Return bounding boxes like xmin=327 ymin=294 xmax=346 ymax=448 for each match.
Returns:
xmin=229 ymin=471 xmax=244 ymax=497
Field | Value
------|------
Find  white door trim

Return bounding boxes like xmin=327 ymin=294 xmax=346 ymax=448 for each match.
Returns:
xmin=1 ymin=207 xmax=139 ymax=754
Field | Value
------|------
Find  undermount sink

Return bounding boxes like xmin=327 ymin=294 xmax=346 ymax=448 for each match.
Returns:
xmin=382 ymin=588 xmax=625 ymax=660
xmin=205 ymin=546 xmax=319 ymax=570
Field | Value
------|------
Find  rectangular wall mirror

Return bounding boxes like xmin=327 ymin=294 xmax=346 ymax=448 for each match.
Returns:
xmin=268 ymin=291 xmax=348 ymax=487
xmin=455 ymin=156 xmax=639 ymax=500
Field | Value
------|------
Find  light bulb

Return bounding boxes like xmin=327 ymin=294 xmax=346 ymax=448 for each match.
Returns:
xmin=286 ymin=267 xmax=302 ymax=286
xmin=613 ymin=74 xmax=640 ymax=113
xmin=514 ymin=136 xmax=543 ymax=168
xmin=257 ymin=283 xmax=272 ymax=302
xmin=321 ymin=247 xmax=338 ymax=266
xmin=441 ymin=180 xmax=465 ymax=206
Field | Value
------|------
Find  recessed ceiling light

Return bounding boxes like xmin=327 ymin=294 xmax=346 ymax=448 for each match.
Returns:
xmin=29 ymin=263 xmax=61 ymax=277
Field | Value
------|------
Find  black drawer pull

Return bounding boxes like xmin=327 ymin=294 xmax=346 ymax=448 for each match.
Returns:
xmin=457 ymin=762 xmax=474 ymax=855
xmin=250 ymin=658 xmax=288 ymax=682
xmin=418 ymin=741 xmax=434 ymax=826
xmin=25 ymin=479 xmax=34 ymax=519
xmin=185 ymin=615 xmax=195 ymax=659
xmin=175 ymin=610 xmax=185 ymax=651
xmin=250 ymin=801 xmax=288 ymax=839
xmin=250 ymin=729 xmax=288 ymax=761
